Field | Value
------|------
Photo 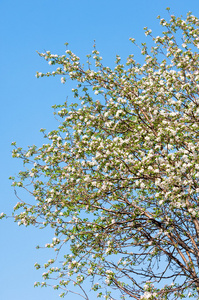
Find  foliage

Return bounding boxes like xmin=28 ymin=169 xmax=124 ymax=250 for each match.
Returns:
xmin=7 ymin=10 xmax=199 ymax=300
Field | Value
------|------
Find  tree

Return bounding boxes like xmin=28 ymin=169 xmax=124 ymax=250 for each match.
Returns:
xmin=3 ymin=10 xmax=199 ymax=300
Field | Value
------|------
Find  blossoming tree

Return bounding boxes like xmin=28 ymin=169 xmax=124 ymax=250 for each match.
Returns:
xmin=4 ymin=10 xmax=199 ymax=300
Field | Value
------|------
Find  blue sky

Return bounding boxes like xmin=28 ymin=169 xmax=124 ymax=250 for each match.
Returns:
xmin=1 ymin=0 xmax=199 ymax=299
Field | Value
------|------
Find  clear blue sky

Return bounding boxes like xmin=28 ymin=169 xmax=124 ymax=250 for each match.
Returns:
xmin=1 ymin=1 xmax=198 ymax=299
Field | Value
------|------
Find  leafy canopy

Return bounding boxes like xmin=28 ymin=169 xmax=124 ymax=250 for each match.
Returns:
xmin=4 ymin=10 xmax=199 ymax=300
